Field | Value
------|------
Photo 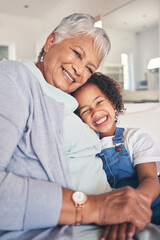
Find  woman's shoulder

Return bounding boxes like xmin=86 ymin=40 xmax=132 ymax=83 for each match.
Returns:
xmin=0 ymin=60 xmax=35 ymax=85
xmin=0 ymin=60 xmax=40 ymax=88
xmin=0 ymin=60 xmax=25 ymax=71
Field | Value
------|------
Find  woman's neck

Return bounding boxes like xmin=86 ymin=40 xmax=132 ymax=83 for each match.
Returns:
xmin=35 ymin=61 xmax=44 ymax=76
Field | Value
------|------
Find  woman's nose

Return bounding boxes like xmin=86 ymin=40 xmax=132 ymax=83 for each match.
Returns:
xmin=72 ymin=62 xmax=84 ymax=76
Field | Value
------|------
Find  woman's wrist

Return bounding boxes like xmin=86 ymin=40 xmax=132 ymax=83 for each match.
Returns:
xmin=58 ymin=188 xmax=75 ymax=224
xmin=82 ymin=194 xmax=100 ymax=224
xmin=58 ymin=188 xmax=102 ymax=225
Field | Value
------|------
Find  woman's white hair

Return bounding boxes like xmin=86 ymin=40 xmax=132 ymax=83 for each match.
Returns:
xmin=38 ymin=13 xmax=111 ymax=66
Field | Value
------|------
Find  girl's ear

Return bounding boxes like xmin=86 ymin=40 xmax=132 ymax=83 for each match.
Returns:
xmin=114 ymin=108 xmax=118 ymax=123
xmin=44 ymin=32 xmax=56 ymax=53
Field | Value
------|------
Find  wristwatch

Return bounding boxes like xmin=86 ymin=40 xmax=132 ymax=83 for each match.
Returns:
xmin=72 ymin=191 xmax=88 ymax=225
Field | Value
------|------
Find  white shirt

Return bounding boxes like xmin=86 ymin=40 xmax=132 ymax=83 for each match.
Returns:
xmin=101 ymin=128 xmax=160 ymax=173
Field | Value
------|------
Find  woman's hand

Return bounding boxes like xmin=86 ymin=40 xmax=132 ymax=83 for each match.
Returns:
xmin=85 ymin=186 xmax=152 ymax=230
xmin=100 ymin=223 xmax=136 ymax=240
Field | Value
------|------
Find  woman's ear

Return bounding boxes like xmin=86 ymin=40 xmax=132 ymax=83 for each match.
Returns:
xmin=112 ymin=104 xmax=116 ymax=109
xmin=44 ymin=32 xmax=56 ymax=53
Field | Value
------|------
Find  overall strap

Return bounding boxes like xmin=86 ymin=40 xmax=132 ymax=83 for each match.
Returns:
xmin=112 ymin=127 xmax=124 ymax=152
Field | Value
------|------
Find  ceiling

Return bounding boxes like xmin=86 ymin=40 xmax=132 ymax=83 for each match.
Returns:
xmin=103 ymin=0 xmax=159 ymax=33
xmin=0 ymin=0 xmax=62 ymax=18
xmin=0 ymin=0 xmax=159 ymax=31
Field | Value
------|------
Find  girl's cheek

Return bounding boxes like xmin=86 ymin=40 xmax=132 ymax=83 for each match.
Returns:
xmin=83 ymin=117 xmax=88 ymax=124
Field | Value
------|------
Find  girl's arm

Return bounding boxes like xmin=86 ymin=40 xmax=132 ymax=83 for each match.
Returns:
xmin=136 ymin=162 xmax=159 ymax=201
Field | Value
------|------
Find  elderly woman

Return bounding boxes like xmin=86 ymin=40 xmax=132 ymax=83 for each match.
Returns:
xmin=0 ymin=13 xmax=152 ymax=240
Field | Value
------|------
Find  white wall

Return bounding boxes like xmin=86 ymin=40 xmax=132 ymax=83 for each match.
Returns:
xmin=102 ymin=28 xmax=138 ymax=90
xmin=0 ymin=0 xmax=132 ymax=61
xmin=0 ymin=13 xmax=41 ymax=61
xmin=101 ymin=25 xmax=158 ymax=91
xmin=138 ymin=26 xmax=158 ymax=84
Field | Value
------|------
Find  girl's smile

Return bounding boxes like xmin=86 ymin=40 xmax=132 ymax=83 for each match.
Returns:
xmin=93 ymin=115 xmax=108 ymax=126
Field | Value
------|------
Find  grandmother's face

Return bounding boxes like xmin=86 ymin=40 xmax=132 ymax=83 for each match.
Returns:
xmin=42 ymin=33 xmax=99 ymax=93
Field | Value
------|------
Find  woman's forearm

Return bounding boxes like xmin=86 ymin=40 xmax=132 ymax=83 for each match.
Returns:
xmin=58 ymin=186 xmax=152 ymax=230
xmin=58 ymin=188 xmax=75 ymax=224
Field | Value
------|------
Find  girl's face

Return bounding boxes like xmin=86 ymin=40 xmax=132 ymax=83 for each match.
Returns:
xmin=74 ymin=84 xmax=116 ymax=138
xmin=41 ymin=33 xmax=99 ymax=93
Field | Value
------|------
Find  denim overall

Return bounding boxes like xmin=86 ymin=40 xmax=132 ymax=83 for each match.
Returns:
xmin=97 ymin=127 xmax=160 ymax=224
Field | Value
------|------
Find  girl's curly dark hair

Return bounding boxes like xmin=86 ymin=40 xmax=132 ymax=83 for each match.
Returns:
xmin=73 ymin=72 xmax=125 ymax=115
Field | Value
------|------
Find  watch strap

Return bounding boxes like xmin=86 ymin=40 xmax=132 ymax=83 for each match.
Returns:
xmin=72 ymin=191 xmax=88 ymax=226
xmin=75 ymin=204 xmax=83 ymax=225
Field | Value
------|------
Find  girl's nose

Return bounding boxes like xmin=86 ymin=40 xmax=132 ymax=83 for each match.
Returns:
xmin=92 ymin=109 xmax=101 ymax=118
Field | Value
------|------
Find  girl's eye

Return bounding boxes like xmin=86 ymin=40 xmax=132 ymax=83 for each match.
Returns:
xmin=73 ymin=50 xmax=81 ymax=59
xmin=80 ymin=109 xmax=89 ymax=116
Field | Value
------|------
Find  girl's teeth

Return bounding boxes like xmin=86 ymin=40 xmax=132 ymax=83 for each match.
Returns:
xmin=63 ymin=69 xmax=73 ymax=82
xmin=95 ymin=116 xmax=107 ymax=125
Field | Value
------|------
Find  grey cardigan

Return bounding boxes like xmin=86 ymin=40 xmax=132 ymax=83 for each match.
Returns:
xmin=0 ymin=60 xmax=72 ymax=239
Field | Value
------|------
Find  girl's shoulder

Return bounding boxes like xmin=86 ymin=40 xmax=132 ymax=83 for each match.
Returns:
xmin=124 ymin=127 xmax=147 ymax=139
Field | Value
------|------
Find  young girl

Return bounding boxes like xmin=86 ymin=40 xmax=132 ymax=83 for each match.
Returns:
xmin=73 ymin=72 xmax=160 ymax=224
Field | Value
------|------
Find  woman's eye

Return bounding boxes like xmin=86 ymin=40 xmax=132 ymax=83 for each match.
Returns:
xmin=73 ymin=50 xmax=81 ymax=59
xmin=86 ymin=66 xmax=93 ymax=74
xmin=97 ymin=100 xmax=104 ymax=105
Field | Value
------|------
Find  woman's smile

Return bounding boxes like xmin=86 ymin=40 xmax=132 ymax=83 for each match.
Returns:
xmin=62 ymin=67 xmax=75 ymax=84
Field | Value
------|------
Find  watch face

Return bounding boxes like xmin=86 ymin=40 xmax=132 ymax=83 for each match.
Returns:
xmin=72 ymin=191 xmax=87 ymax=204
